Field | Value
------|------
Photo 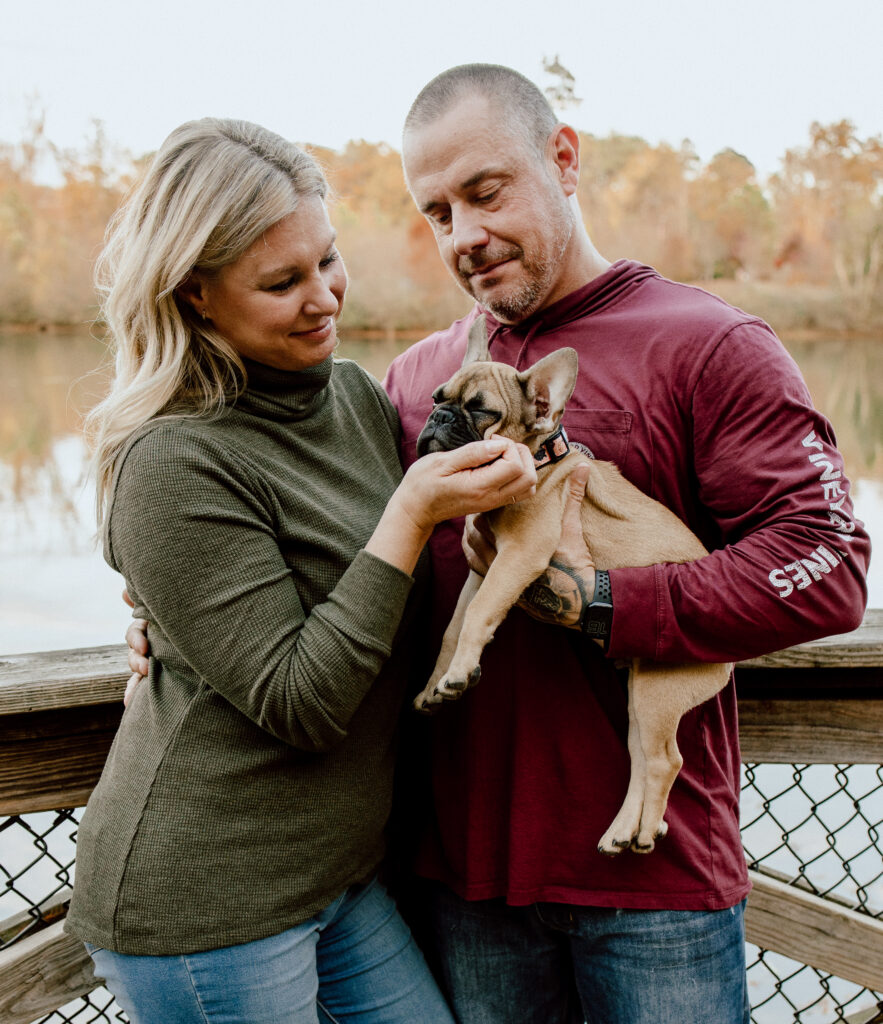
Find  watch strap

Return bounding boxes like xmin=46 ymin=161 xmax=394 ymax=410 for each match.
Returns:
xmin=580 ymin=569 xmax=613 ymax=646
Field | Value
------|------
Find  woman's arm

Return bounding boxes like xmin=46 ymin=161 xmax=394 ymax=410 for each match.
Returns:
xmin=112 ymin=430 xmax=535 ymax=745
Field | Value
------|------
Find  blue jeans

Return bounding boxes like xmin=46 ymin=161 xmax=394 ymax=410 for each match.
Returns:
xmin=426 ymin=884 xmax=750 ymax=1024
xmin=85 ymin=876 xmax=454 ymax=1023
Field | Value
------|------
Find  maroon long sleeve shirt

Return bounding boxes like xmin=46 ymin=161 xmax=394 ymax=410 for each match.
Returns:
xmin=384 ymin=260 xmax=870 ymax=910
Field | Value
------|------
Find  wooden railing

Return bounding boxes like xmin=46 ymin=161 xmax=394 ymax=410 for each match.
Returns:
xmin=1 ymin=612 xmax=882 ymax=1024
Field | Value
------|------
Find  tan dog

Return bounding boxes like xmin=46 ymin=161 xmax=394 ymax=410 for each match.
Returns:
xmin=413 ymin=315 xmax=732 ymax=855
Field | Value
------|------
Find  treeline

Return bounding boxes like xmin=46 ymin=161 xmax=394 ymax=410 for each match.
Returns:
xmin=1 ymin=116 xmax=881 ymax=332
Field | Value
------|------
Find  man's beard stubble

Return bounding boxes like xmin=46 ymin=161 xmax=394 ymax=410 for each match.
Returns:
xmin=457 ymin=210 xmax=574 ymax=324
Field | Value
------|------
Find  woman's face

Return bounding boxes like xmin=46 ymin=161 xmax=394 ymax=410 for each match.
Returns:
xmin=185 ymin=196 xmax=347 ymax=372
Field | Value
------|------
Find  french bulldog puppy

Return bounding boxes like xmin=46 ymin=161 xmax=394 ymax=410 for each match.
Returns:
xmin=415 ymin=315 xmax=732 ymax=855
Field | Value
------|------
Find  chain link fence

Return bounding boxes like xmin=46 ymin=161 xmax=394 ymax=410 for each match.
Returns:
xmin=742 ymin=763 xmax=883 ymax=1023
xmin=2 ymin=763 xmax=882 ymax=1024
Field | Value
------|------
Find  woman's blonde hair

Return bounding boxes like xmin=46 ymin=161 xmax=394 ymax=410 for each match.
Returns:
xmin=86 ymin=118 xmax=328 ymax=526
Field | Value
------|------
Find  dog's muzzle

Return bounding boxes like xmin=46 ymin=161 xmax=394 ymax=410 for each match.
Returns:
xmin=416 ymin=404 xmax=484 ymax=457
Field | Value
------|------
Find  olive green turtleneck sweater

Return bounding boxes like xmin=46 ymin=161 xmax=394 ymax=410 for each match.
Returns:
xmin=65 ymin=355 xmax=428 ymax=955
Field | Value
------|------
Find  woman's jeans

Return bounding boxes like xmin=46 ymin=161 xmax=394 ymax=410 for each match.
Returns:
xmin=85 ymin=876 xmax=453 ymax=1024
xmin=425 ymin=883 xmax=751 ymax=1024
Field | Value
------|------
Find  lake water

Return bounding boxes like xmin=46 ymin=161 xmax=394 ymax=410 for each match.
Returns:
xmin=1 ymin=328 xmax=880 ymax=656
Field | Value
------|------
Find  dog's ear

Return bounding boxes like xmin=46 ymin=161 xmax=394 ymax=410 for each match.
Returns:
xmin=519 ymin=348 xmax=578 ymax=434
xmin=461 ymin=314 xmax=491 ymax=366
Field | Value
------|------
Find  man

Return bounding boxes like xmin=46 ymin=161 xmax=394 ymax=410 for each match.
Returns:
xmin=383 ymin=63 xmax=870 ymax=1023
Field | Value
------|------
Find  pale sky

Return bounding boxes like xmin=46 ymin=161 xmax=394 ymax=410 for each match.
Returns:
xmin=1 ymin=0 xmax=881 ymax=181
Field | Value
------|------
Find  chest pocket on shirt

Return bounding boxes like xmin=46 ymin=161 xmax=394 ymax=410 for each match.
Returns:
xmin=562 ymin=410 xmax=633 ymax=468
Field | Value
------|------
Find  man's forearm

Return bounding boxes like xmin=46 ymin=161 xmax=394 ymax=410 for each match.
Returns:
xmin=520 ymin=558 xmax=594 ymax=628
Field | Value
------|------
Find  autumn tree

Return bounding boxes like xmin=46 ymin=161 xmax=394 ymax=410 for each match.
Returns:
xmin=0 ymin=108 xmax=47 ymax=321
xmin=689 ymin=148 xmax=774 ymax=279
xmin=322 ymin=140 xmax=468 ymax=330
xmin=598 ymin=139 xmax=699 ymax=279
xmin=0 ymin=111 xmax=130 ymax=324
xmin=542 ymin=55 xmax=582 ymax=112
xmin=2 ymin=112 xmax=882 ymax=332
xmin=770 ymin=120 xmax=883 ymax=324
xmin=576 ymin=132 xmax=650 ymax=259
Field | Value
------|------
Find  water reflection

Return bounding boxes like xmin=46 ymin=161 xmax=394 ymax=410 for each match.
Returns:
xmin=0 ymin=330 xmax=880 ymax=654
xmin=786 ymin=337 xmax=883 ymax=478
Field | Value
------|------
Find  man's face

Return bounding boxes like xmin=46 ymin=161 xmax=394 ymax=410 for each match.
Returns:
xmin=403 ymin=94 xmax=575 ymax=324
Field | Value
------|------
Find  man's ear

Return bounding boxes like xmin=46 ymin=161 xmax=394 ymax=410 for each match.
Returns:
xmin=176 ymin=271 xmax=209 ymax=319
xmin=461 ymin=314 xmax=492 ymax=366
xmin=546 ymin=124 xmax=580 ymax=198
xmin=519 ymin=348 xmax=578 ymax=434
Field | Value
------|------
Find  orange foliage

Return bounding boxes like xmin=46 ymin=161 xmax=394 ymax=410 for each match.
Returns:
xmin=0 ymin=118 xmax=881 ymax=330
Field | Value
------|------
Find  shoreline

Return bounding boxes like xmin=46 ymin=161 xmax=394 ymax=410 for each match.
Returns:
xmin=2 ymin=277 xmax=881 ymax=343
xmin=2 ymin=324 xmax=879 ymax=343
xmin=2 ymin=273 xmax=881 ymax=344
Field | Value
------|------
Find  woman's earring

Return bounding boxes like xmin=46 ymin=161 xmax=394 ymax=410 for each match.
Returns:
xmin=201 ymin=309 xmax=207 ymax=320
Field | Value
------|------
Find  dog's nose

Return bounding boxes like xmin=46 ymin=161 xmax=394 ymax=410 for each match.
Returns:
xmin=431 ymin=405 xmax=456 ymax=424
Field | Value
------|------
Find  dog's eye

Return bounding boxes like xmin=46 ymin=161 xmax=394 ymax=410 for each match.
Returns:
xmin=431 ymin=387 xmax=445 ymax=405
xmin=465 ymin=396 xmax=498 ymax=421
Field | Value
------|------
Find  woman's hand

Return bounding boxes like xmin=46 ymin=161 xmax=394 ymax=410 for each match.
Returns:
xmin=122 ymin=588 xmax=149 ymax=707
xmin=397 ymin=436 xmax=537 ymax=532
xmin=365 ymin=436 xmax=536 ymax=575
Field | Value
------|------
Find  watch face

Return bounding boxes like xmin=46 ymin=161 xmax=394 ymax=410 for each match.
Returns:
xmin=583 ymin=608 xmax=612 ymax=639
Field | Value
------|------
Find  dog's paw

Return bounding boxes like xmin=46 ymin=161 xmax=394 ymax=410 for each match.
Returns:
xmin=597 ymin=834 xmax=631 ymax=857
xmin=598 ymin=809 xmax=642 ymax=856
xmin=435 ymin=665 xmax=481 ymax=699
xmin=412 ymin=693 xmax=440 ymax=715
xmin=412 ymin=666 xmax=481 ymax=714
xmin=631 ymin=819 xmax=668 ymax=853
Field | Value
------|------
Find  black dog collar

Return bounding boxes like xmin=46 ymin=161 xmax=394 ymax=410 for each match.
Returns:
xmin=533 ymin=426 xmax=571 ymax=468
xmin=533 ymin=427 xmax=594 ymax=469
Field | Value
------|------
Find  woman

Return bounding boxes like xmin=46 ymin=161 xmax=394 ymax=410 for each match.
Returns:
xmin=65 ymin=118 xmax=536 ymax=1023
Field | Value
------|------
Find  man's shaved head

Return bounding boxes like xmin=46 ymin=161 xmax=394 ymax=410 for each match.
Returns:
xmin=403 ymin=63 xmax=559 ymax=159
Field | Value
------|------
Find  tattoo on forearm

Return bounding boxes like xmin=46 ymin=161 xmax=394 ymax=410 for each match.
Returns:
xmin=521 ymin=558 xmax=592 ymax=627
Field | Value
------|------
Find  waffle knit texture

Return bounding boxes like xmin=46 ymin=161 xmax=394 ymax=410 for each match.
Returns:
xmin=66 ymin=355 xmax=426 ymax=955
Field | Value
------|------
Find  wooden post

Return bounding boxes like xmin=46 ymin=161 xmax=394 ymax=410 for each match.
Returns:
xmin=746 ymin=870 xmax=883 ymax=992
xmin=0 ymin=922 xmax=97 ymax=1024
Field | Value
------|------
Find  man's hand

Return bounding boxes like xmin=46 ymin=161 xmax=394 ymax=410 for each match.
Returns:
xmin=463 ymin=463 xmax=597 ymax=629
xmin=462 ymin=512 xmax=498 ymax=576
xmin=519 ymin=462 xmax=596 ymax=628
xmin=122 ymin=589 xmax=149 ymax=707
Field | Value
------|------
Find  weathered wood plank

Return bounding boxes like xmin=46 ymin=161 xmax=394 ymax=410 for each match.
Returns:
xmin=0 ymin=610 xmax=879 ymax=717
xmin=0 ymin=644 xmax=128 ymax=715
xmin=736 ymin=666 xmax=883 ymax=701
xmin=0 ymin=890 xmax=72 ymax=946
xmin=0 ymin=693 xmax=878 ymax=817
xmin=0 ymin=920 xmax=97 ymax=1024
xmin=738 ymin=697 xmax=883 ymax=763
xmin=843 ymin=1004 xmax=883 ymax=1024
xmin=740 ymin=609 xmax=883 ymax=670
xmin=0 ymin=705 xmax=122 ymax=814
xmin=745 ymin=869 xmax=883 ymax=992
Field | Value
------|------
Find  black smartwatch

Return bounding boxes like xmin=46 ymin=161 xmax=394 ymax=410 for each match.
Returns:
xmin=580 ymin=569 xmax=613 ymax=646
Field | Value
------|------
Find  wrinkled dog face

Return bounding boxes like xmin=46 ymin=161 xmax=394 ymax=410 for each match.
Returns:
xmin=416 ymin=316 xmax=579 ymax=458
xmin=416 ymin=366 xmax=526 ymax=455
